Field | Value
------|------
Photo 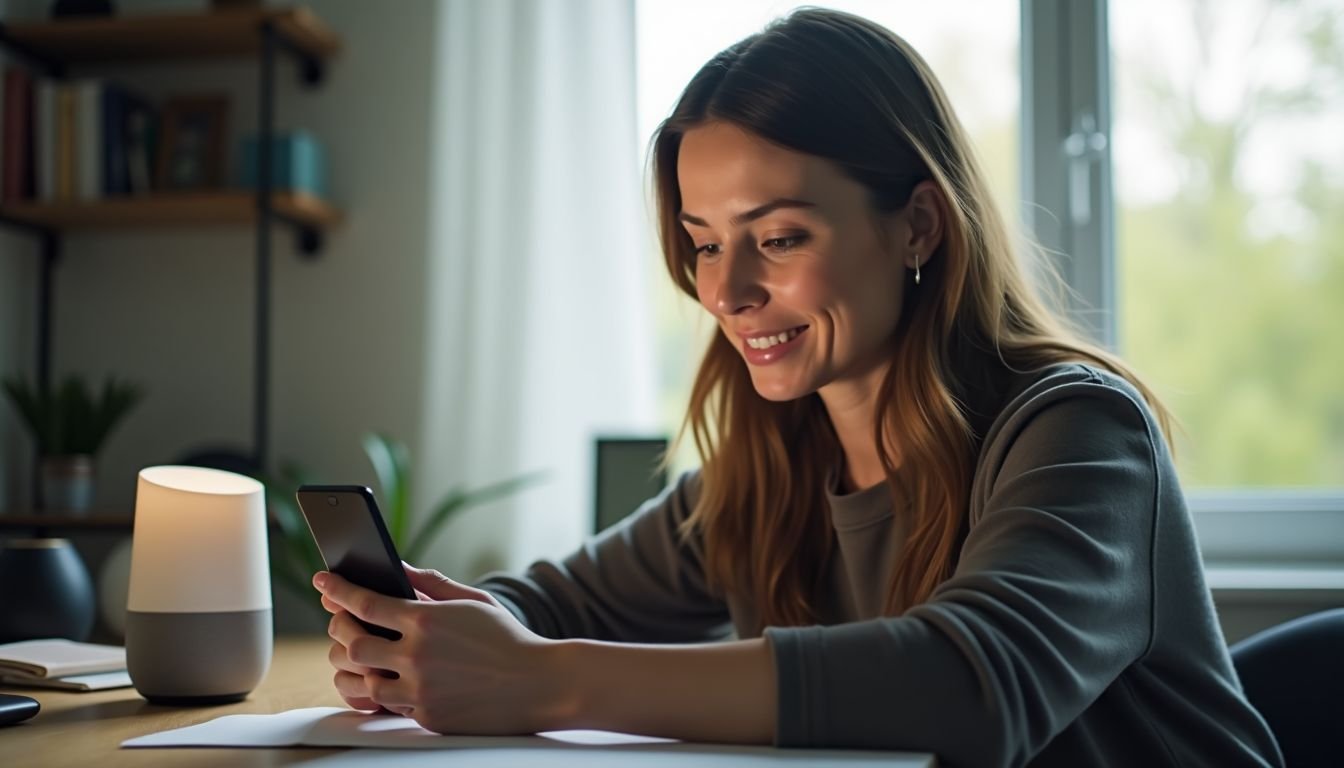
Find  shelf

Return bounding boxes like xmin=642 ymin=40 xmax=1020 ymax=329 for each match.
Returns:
xmin=0 ymin=8 xmax=340 ymax=65
xmin=0 ymin=513 xmax=287 ymax=532
xmin=0 ymin=4 xmax=342 ymax=477
xmin=0 ymin=514 xmax=132 ymax=531
xmin=0 ymin=191 xmax=342 ymax=231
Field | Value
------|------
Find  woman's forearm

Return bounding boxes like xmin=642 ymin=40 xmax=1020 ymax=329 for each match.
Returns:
xmin=541 ymin=636 xmax=778 ymax=744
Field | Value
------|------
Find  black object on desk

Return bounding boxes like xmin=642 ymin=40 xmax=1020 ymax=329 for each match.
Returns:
xmin=0 ymin=693 xmax=40 ymax=726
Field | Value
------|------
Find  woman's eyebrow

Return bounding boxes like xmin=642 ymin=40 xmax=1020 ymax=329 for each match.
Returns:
xmin=678 ymin=198 xmax=818 ymax=228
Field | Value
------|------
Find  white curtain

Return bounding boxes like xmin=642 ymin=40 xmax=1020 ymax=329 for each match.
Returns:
xmin=418 ymin=0 xmax=657 ymax=580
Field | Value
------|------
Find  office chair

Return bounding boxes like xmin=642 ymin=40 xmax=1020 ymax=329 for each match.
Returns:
xmin=1229 ymin=608 xmax=1344 ymax=768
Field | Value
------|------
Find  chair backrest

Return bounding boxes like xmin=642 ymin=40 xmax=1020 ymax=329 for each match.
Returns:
xmin=1230 ymin=608 xmax=1344 ymax=768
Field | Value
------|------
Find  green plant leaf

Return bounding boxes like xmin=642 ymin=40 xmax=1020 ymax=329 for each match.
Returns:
xmin=86 ymin=377 xmax=144 ymax=455
xmin=403 ymin=471 xmax=546 ymax=563
xmin=1 ymin=374 xmax=144 ymax=456
xmin=2 ymin=377 xmax=55 ymax=453
xmin=57 ymin=376 xmax=84 ymax=454
xmin=258 ymin=436 xmax=539 ymax=599
xmin=362 ymin=433 xmax=410 ymax=550
xmin=255 ymin=460 xmax=325 ymax=597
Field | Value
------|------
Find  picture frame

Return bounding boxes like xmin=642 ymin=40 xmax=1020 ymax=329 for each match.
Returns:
xmin=156 ymin=94 xmax=229 ymax=191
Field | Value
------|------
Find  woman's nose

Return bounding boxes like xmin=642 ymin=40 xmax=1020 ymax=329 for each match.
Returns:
xmin=713 ymin=248 xmax=768 ymax=316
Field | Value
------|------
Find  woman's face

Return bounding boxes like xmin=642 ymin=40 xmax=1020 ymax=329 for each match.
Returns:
xmin=678 ymin=121 xmax=910 ymax=402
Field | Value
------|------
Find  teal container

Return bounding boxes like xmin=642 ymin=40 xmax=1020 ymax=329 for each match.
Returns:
xmin=239 ymin=131 xmax=327 ymax=198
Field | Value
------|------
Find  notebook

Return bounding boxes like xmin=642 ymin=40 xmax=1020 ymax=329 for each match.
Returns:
xmin=0 ymin=639 xmax=127 ymax=678
xmin=0 ymin=669 xmax=133 ymax=691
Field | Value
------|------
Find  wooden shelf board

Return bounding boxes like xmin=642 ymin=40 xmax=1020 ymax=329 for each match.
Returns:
xmin=0 ymin=514 xmax=133 ymax=530
xmin=0 ymin=191 xmax=343 ymax=230
xmin=0 ymin=513 xmax=287 ymax=531
xmin=2 ymin=8 xmax=340 ymax=64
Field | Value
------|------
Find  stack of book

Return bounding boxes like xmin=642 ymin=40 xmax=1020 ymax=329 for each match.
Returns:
xmin=0 ymin=638 xmax=133 ymax=691
xmin=2 ymin=69 xmax=157 ymax=204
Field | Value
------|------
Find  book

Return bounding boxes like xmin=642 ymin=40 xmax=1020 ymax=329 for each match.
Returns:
xmin=0 ymin=639 xmax=126 ymax=679
xmin=75 ymin=79 xmax=103 ymax=200
xmin=36 ymin=78 xmax=56 ymax=200
xmin=102 ymin=83 xmax=128 ymax=196
xmin=2 ymin=67 xmax=34 ymax=202
xmin=0 ymin=669 xmax=132 ymax=692
xmin=55 ymin=83 xmax=76 ymax=200
xmin=124 ymin=95 xmax=156 ymax=195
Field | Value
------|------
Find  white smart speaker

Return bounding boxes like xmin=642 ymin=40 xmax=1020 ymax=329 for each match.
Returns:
xmin=126 ymin=465 xmax=272 ymax=704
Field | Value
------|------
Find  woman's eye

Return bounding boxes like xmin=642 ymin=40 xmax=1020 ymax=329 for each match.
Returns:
xmin=695 ymin=243 xmax=722 ymax=258
xmin=762 ymin=235 xmax=808 ymax=251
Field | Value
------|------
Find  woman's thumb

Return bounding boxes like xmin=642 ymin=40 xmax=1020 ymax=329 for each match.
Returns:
xmin=402 ymin=562 xmax=491 ymax=604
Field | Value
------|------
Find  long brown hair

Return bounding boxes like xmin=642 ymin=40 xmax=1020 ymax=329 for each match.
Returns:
xmin=652 ymin=9 xmax=1173 ymax=630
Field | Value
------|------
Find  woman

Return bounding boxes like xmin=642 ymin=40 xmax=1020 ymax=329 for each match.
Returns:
xmin=314 ymin=9 xmax=1283 ymax=766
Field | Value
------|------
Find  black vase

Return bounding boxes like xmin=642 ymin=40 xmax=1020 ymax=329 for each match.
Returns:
xmin=0 ymin=538 xmax=96 ymax=643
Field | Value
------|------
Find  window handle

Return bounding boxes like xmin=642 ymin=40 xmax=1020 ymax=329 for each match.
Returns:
xmin=1063 ymin=112 xmax=1108 ymax=226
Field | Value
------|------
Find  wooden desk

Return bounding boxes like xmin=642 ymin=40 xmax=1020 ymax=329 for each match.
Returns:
xmin=3 ymin=635 xmax=344 ymax=768
xmin=5 ymin=636 xmax=938 ymax=768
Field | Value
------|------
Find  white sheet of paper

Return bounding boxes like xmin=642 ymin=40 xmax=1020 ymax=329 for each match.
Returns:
xmin=121 ymin=706 xmax=935 ymax=767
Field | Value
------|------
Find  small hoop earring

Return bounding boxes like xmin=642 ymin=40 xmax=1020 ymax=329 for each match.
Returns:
xmin=914 ymin=254 xmax=921 ymax=285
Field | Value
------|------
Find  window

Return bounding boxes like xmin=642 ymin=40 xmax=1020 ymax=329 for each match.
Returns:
xmin=1112 ymin=0 xmax=1344 ymax=492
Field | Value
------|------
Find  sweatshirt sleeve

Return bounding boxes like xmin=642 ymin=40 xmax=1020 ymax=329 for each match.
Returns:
xmin=764 ymin=379 xmax=1159 ymax=767
xmin=475 ymin=470 xmax=733 ymax=643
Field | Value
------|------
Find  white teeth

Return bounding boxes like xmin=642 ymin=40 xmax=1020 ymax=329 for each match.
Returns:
xmin=747 ymin=327 xmax=802 ymax=349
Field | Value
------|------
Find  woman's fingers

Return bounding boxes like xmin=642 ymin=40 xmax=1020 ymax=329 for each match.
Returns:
xmin=314 ymin=571 xmax=413 ymax=631
xmin=328 ymin=608 xmax=367 ymax=648
xmin=329 ymin=612 xmax=401 ymax=673
xmin=346 ymin=633 xmax=401 ymax=672
xmin=403 ymin=563 xmax=503 ymax=609
xmin=328 ymin=638 xmax=372 ymax=675
xmin=333 ymin=670 xmax=380 ymax=711
xmin=367 ymin=671 xmax=416 ymax=708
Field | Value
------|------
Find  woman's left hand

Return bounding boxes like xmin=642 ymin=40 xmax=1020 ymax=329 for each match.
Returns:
xmin=315 ymin=569 xmax=569 ymax=735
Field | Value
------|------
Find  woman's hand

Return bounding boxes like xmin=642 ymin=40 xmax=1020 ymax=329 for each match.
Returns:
xmin=321 ymin=563 xmax=498 ymax=712
xmin=316 ymin=564 xmax=568 ymax=734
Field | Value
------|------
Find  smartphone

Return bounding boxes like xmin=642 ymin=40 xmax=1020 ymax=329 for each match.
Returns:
xmin=295 ymin=484 xmax=417 ymax=640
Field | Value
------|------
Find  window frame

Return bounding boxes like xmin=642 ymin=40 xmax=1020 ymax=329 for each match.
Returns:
xmin=1021 ymin=0 xmax=1344 ymax=568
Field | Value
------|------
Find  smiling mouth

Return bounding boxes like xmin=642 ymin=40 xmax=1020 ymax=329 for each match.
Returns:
xmin=745 ymin=325 xmax=808 ymax=350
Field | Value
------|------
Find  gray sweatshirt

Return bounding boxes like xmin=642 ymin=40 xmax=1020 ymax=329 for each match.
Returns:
xmin=477 ymin=363 xmax=1284 ymax=767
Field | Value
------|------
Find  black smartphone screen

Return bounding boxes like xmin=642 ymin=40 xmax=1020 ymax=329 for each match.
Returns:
xmin=295 ymin=484 xmax=417 ymax=640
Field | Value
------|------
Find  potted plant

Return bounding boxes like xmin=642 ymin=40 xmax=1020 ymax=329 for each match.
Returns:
xmin=2 ymin=374 xmax=145 ymax=512
xmin=262 ymin=433 xmax=543 ymax=619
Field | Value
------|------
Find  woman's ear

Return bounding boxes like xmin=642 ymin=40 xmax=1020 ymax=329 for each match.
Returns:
xmin=899 ymin=180 xmax=946 ymax=269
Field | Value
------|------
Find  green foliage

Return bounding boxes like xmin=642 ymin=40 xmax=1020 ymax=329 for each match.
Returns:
xmin=359 ymin=433 xmax=545 ymax=563
xmin=1114 ymin=0 xmax=1344 ymax=488
xmin=1 ymin=374 xmax=145 ymax=457
xmin=261 ymin=459 xmax=327 ymax=610
xmin=260 ymin=433 xmax=544 ymax=614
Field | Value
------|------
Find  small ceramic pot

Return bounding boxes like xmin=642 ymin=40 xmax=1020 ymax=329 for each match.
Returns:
xmin=39 ymin=455 xmax=95 ymax=513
